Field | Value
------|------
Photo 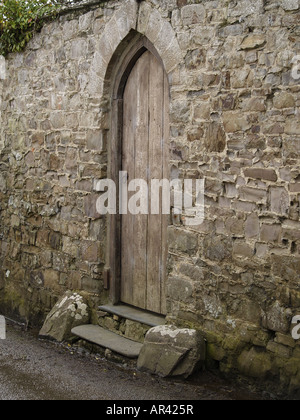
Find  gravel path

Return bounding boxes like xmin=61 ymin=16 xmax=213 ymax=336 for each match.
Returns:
xmin=0 ymin=322 xmax=260 ymax=401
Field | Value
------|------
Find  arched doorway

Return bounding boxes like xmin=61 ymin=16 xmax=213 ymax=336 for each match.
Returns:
xmin=107 ymin=36 xmax=169 ymax=316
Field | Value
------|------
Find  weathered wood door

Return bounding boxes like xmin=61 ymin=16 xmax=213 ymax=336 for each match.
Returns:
xmin=121 ymin=50 xmax=169 ymax=315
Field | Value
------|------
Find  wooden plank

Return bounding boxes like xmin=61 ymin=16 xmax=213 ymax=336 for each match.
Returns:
xmin=121 ymin=50 xmax=169 ymax=315
xmin=109 ymin=99 xmax=123 ymax=304
xmin=121 ymin=58 xmax=137 ymax=306
xmin=131 ymin=52 xmax=150 ymax=309
xmin=121 ymin=52 xmax=150 ymax=309
xmin=147 ymin=53 xmax=164 ymax=314
xmin=161 ymin=70 xmax=170 ymax=316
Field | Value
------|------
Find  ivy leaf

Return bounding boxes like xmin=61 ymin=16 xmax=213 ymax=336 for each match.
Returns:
xmin=0 ymin=0 xmax=60 ymax=56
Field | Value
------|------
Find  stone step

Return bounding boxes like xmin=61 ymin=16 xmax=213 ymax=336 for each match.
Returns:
xmin=98 ymin=304 xmax=166 ymax=328
xmin=71 ymin=325 xmax=143 ymax=359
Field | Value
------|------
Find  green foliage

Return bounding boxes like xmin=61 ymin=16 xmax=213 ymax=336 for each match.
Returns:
xmin=0 ymin=0 xmax=60 ymax=56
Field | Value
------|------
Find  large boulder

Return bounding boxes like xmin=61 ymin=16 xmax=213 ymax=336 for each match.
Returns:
xmin=39 ymin=291 xmax=90 ymax=342
xmin=137 ymin=325 xmax=206 ymax=378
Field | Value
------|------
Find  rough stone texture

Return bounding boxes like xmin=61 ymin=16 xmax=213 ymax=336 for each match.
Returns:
xmin=282 ymin=0 xmax=299 ymax=11
xmin=0 ymin=0 xmax=299 ymax=393
xmin=240 ymin=35 xmax=266 ymax=51
xmin=137 ymin=325 xmax=206 ymax=378
xmin=238 ymin=348 xmax=273 ymax=379
xmin=97 ymin=311 xmax=151 ymax=344
xmin=39 ymin=291 xmax=90 ymax=342
xmin=244 ymin=168 xmax=278 ymax=182
xmin=262 ymin=301 xmax=293 ymax=334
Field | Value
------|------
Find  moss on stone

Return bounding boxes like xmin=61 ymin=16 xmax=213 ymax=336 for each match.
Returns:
xmin=0 ymin=286 xmax=28 ymax=322
xmin=207 ymin=342 xmax=226 ymax=362
xmin=237 ymin=348 xmax=273 ymax=379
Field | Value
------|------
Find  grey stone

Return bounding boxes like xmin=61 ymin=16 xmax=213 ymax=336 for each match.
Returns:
xmin=124 ymin=320 xmax=149 ymax=344
xmin=167 ymin=276 xmax=194 ymax=304
xmin=70 ymin=39 xmax=88 ymax=59
xmin=0 ymin=56 xmax=6 ymax=80
xmin=281 ymin=0 xmax=299 ymax=11
xmin=260 ymin=224 xmax=281 ymax=243
xmin=0 ymin=315 xmax=6 ymax=340
xmin=223 ymin=112 xmax=251 ymax=132
xmin=138 ymin=325 xmax=206 ymax=378
xmin=79 ymin=11 xmax=94 ymax=32
xmin=87 ymin=129 xmax=105 ymax=151
xmin=162 ymin=37 xmax=183 ymax=73
xmin=203 ymin=235 xmax=232 ymax=262
xmin=233 ymin=240 xmax=254 ymax=259
xmin=182 ymin=5 xmax=206 ymax=26
xmin=239 ymin=187 xmax=267 ymax=203
xmin=144 ymin=8 xmax=163 ymax=45
xmin=274 ymin=92 xmax=295 ymax=109
xmin=266 ymin=341 xmax=292 ymax=358
xmin=84 ymin=194 xmax=102 ymax=219
xmin=271 ymin=255 xmax=300 ymax=283
xmin=170 ymin=101 xmax=191 ymax=123
xmin=72 ymin=325 xmax=143 ymax=359
xmin=240 ymin=35 xmax=266 ymax=50
xmin=238 ymin=347 xmax=272 ymax=379
xmin=169 ymin=228 xmax=198 ymax=255
xmin=205 ymin=123 xmax=226 ymax=153
xmin=244 ymin=168 xmax=277 ymax=182
xmin=0 ymin=173 xmax=7 ymax=193
xmin=285 ymin=118 xmax=300 ymax=135
xmin=39 ymin=291 xmax=90 ymax=342
xmin=270 ymin=187 xmax=289 ymax=215
xmin=262 ymin=301 xmax=293 ymax=334
xmin=115 ymin=0 xmax=138 ymax=40
xmin=185 ymin=49 xmax=206 ymax=70
xmin=245 ymin=213 xmax=260 ymax=239
xmin=228 ymin=0 xmax=265 ymax=18
xmin=99 ymin=304 xmax=165 ymax=327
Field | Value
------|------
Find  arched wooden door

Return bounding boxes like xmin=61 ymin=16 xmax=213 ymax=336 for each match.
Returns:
xmin=121 ymin=50 xmax=169 ymax=315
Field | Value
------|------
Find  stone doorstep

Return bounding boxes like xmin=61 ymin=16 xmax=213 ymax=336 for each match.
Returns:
xmin=99 ymin=304 xmax=166 ymax=328
xmin=71 ymin=325 xmax=143 ymax=359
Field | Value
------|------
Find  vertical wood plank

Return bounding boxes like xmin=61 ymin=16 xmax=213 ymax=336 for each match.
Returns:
xmin=146 ymin=53 xmax=164 ymax=314
xmin=161 ymin=70 xmax=170 ymax=315
xmin=121 ymin=50 xmax=169 ymax=315
xmin=110 ymin=99 xmax=123 ymax=304
xmin=121 ymin=59 xmax=137 ymax=306
xmin=132 ymin=52 xmax=149 ymax=309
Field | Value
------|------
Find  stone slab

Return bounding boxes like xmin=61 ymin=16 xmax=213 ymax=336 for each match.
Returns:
xmin=71 ymin=325 xmax=143 ymax=359
xmin=137 ymin=325 xmax=206 ymax=378
xmin=39 ymin=291 xmax=90 ymax=343
xmin=98 ymin=304 xmax=166 ymax=327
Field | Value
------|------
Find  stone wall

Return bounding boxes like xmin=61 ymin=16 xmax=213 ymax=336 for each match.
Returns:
xmin=0 ymin=0 xmax=300 ymax=393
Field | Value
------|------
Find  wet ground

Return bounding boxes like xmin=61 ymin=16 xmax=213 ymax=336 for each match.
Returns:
xmin=0 ymin=322 xmax=264 ymax=401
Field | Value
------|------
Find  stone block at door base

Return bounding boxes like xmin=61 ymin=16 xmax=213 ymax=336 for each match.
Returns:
xmin=137 ymin=325 xmax=206 ymax=378
xmin=39 ymin=291 xmax=90 ymax=342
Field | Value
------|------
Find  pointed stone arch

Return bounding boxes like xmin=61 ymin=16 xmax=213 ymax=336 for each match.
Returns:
xmin=99 ymin=1 xmax=182 ymax=306
xmin=98 ymin=0 xmax=183 ymax=141
xmin=96 ymin=0 xmax=183 ymax=85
